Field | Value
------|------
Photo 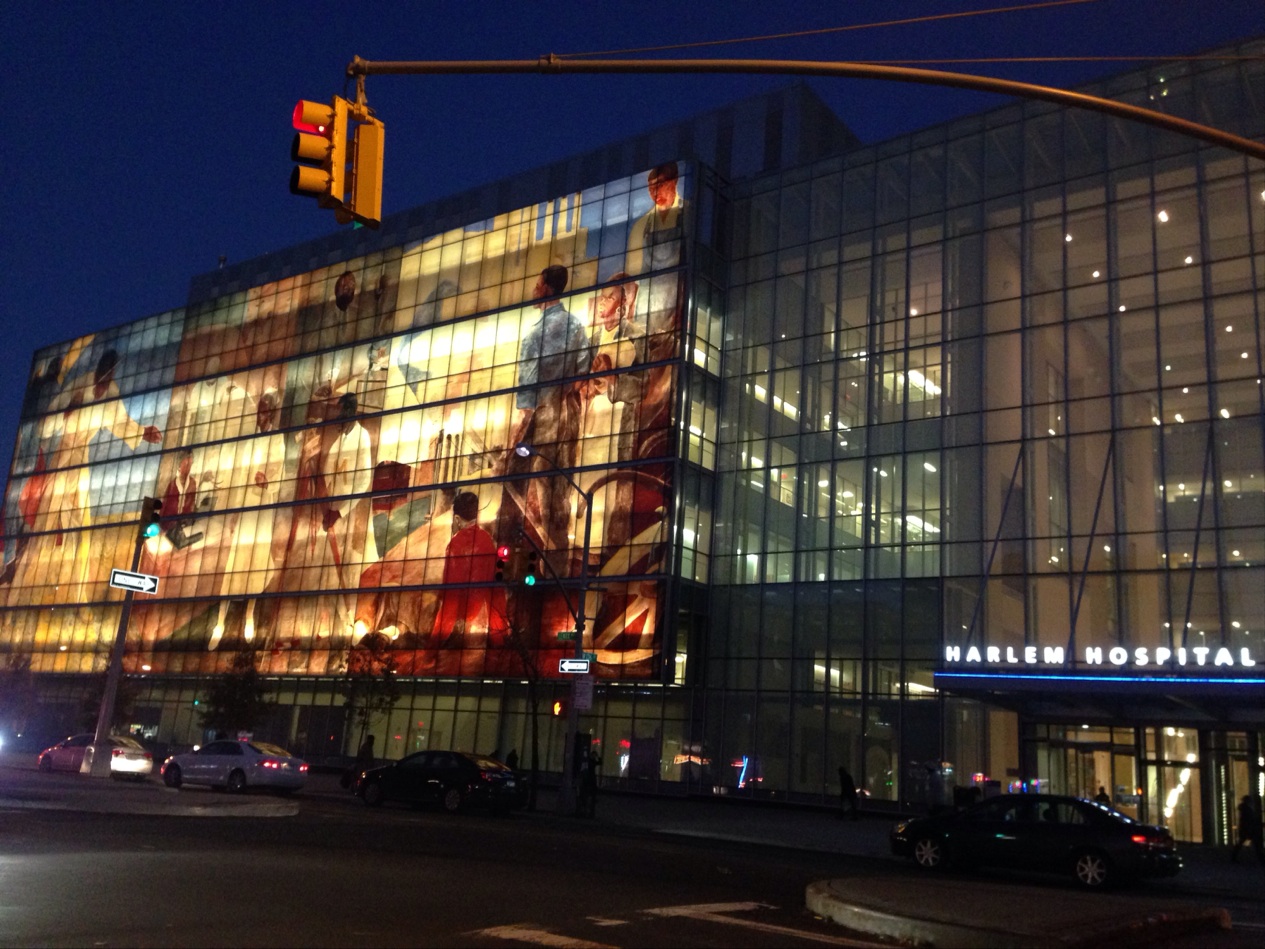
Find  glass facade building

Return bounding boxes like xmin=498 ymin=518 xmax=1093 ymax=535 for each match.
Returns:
xmin=3 ymin=43 xmax=1262 ymax=842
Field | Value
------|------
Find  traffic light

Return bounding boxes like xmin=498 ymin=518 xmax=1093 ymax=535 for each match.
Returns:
xmin=349 ymin=115 xmax=384 ymax=226
xmin=290 ymin=98 xmax=348 ymax=210
xmin=522 ymin=549 xmax=539 ymax=587
xmin=551 ymin=698 xmax=568 ymax=718
xmin=140 ymin=496 xmax=163 ymax=539
xmin=495 ymin=544 xmax=512 ymax=582
xmin=289 ymin=96 xmax=384 ymax=229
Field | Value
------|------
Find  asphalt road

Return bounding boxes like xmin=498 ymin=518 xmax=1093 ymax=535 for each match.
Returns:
xmin=0 ymin=798 xmax=885 ymax=948
xmin=1 ymin=790 xmax=1261 ymax=948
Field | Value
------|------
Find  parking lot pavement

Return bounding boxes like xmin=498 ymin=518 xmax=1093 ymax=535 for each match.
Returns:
xmin=5 ymin=751 xmax=1258 ymax=946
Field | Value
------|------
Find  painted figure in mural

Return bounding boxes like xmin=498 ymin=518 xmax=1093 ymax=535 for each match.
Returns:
xmin=431 ymin=491 xmax=508 ymax=648
xmin=320 ymin=392 xmax=374 ymax=631
xmin=499 ymin=265 xmax=591 ymax=566
xmin=7 ymin=349 xmax=162 ymax=607
xmin=625 ymin=162 xmax=686 ymax=347
xmin=580 ymin=272 xmax=649 ymax=554
xmin=209 ymin=390 xmax=286 ymax=649
xmin=161 ymin=448 xmax=216 ymax=549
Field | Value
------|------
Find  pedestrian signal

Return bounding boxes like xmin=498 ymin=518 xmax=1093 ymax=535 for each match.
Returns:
xmin=551 ymin=699 xmax=568 ymax=718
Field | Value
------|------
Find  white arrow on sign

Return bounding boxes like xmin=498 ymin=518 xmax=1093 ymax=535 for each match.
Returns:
xmin=110 ymin=568 xmax=159 ymax=594
xmin=558 ymin=658 xmax=591 ymax=674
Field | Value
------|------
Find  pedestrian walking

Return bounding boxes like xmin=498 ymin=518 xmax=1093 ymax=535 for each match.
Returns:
xmin=1093 ymin=786 xmax=1111 ymax=805
xmin=1231 ymin=794 xmax=1265 ymax=865
xmin=838 ymin=766 xmax=859 ymax=820
xmin=342 ymin=734 xmax=375 ymax=789
xmin=577 ymin=748 xmax=601 ymax=818
xmin=504 ymin=748 xmax=519 ymax=771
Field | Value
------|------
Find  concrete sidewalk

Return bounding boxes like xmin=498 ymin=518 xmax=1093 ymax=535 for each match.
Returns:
xmin=4 ymin=752 xmax=1259 ymax=947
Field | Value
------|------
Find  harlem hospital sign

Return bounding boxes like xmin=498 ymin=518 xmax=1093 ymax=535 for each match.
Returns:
xmin=944 ymin=643 xmax=1258 ymax=670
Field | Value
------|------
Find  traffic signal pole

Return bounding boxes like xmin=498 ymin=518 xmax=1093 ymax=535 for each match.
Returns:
xmin=344 ymin=54 xmax=1265 ymax=164
xmin=85 ymin=502 xmax=156 ymax=777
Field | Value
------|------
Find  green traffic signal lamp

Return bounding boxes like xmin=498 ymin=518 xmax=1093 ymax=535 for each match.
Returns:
xmin=522 ymin=550 xmax=539 ymax=586
xmin=140 ymin=496 xmax=163 ymax=539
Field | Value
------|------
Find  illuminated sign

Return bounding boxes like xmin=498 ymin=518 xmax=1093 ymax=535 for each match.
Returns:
xmin=943 ymin=643 xmax=1257 ymax=669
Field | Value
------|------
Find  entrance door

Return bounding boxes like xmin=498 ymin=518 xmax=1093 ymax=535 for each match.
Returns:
xmin=1146 ymin=761 xmax=1202 ymax=843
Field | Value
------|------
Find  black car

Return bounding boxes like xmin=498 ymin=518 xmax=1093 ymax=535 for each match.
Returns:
xmin=353 ymin=750 xmax=526 ymax=813
xmin=890 ymin=793 xmax=1181 ymax=889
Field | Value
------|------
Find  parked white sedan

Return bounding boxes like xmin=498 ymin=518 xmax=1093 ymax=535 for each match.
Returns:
xmin=37 ymin=734 xmax=153 ymax=780
xmin=161 ymin=739 xmax=308 ymax=793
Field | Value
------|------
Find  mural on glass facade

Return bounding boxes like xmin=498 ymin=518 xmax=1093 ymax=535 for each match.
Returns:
xmin=1 ymin=163 xmax=691 ymax=681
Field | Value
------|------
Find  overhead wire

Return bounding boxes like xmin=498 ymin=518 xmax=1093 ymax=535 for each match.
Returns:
xmin=556 ymin=0 xmax=1101 ymax=59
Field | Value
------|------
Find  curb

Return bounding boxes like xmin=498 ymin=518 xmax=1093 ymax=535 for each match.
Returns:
xmin=0 ymin=792 xmax=299 ymax=819
xmin=806 ymin=880 xmax=1232 ymax=949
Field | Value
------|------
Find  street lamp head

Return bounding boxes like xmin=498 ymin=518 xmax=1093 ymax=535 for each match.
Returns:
xmin=514 ymin=444 xmax=533 ymax=458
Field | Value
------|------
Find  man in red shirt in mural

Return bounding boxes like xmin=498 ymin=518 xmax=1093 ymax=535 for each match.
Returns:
xmin=431 ymin=491 xmax=508 ymax=648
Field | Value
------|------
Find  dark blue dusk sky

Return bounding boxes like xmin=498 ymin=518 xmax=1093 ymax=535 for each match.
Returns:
xmin=3 ymin=1 xmax=1262 ymax=481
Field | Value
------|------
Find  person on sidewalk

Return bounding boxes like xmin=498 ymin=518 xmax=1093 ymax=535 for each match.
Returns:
xmin=1231 ymin=794 xmax=1265 ymax=865
xmin=577 ymin=748 xmax=601 ymax=818
xmin=342 ymin=734 xmax=375 ymax=790
xmin=838 ymin=766 xmax=859 ymax=820
xmin=1093 ymin=786 xmax=1111 ymax=805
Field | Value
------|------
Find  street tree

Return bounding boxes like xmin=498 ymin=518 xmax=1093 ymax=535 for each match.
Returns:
xmin=198 ymin=649 xmax=275 ymax=738
xmin=340 ymin=634 xmax=401 ymax=754
xmin=0 ymin=652 xmax=37 ymax=740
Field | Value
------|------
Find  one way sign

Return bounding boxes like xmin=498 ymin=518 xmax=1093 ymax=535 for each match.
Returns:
xmin=110 ymin=568 xmax=159 ymax=595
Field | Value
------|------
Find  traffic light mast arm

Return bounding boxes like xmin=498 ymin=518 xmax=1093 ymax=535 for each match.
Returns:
xmin=345 ymin=54 xmax=1265 ymax=163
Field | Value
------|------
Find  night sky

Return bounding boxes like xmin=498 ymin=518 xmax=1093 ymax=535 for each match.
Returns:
xmin=4 ymin=1 xmax=1262 ymax=480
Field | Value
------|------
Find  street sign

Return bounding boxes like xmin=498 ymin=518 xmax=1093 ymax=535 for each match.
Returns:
xmin=573 ymin=674 xmax=594 ymax=710
xmin=556 ymin=630 xmax=576 ymax=642
xmin=109 ymin=568 xmax=159 ymax=594
xmin=559 ymin=658 xmax=590 ymax=674
xmin=583 ymin=651 xmax=597 ymax=662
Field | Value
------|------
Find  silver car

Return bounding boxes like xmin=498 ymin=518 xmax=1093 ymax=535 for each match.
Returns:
xmin=37 ymin=734 xmax=153 ymax=780
xmin=161 ymin=739 xmax=308 ymax=794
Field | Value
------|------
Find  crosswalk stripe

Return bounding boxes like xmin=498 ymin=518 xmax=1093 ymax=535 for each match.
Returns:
xmin=469 ymin=925 xmax=616 ymax=948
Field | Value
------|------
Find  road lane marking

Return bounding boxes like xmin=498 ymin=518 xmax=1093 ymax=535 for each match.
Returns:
xmin=584 ymin=917 xmax=628 ymax=926
xmin=643 ymin=902 xmax=877 ymax=946
xmin=470 ymin=925 xmax=615 ymax=948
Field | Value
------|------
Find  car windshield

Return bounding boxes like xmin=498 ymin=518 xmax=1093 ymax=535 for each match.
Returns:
xmin=111 ymin=737 xmax=145 ymax=750
xmin=470 ymin=756 xmax=508 ymax=770
xmin=248 ymin=742 xmax=292 ymax=757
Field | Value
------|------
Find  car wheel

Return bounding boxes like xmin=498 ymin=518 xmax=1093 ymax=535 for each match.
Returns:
xmin=226 ymin=769 xmax=247 ymax=794
xmin=38 ymin=755 xmax=52 ymax=773
xmin=1072 ymin=850 xmax=1112 ymax=889
xmin=913 ymin=837 xmax=946 ymax=870
xmin=442 ymin=786 xmax=464 ymax=813
xmin=361 ymin=781 xmax=385 ymax=807
xmin=164 ymin=764 xmax=182 ymax=789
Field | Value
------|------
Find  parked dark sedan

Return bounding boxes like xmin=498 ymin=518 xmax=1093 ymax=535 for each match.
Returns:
xmin=891 ymin=793 xmax=1181 ymax=889
xmin=353 ymin=751 xmax=525 ymax=813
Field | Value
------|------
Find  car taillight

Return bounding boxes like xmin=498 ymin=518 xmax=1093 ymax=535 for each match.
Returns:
xmin=261 ymin=759 xmax=281 ymax=769
xmin=143 ymin=753 xmax=152 ymax=760
xmin=111 ymin=748 xmax=123 ymax=757
xmin=299 ymin=763 xmax=309 ymax=772
xmin=1130 ymin=834 xmax=1148 ymax=845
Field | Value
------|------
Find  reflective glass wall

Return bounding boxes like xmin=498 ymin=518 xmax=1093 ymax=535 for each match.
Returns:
xmin=706 ymin=42 xmax=1265 ymax=806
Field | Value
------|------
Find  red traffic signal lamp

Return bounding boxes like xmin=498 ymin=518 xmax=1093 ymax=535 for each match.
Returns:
xmin=289 ymin=96 xmax=384 ymax=229
xmin=495 ymin=544 xmax=513 ymax=582
xmin=140 ymin=496 xmax=163 ymax=539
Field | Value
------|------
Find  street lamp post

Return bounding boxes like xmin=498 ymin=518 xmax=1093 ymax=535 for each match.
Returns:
xmin=514 ymin=444 xmax=592 ymax=816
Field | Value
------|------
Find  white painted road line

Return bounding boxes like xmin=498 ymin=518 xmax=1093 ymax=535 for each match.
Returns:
xmin=469 ymin=925 xmax=616 ymax=948
xmin=643 ymin=901 xmax=880 ymax=946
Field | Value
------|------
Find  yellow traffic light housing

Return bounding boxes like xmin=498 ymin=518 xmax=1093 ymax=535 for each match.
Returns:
xmin=290 ymin=96 xmax=383 ymax=229
xmin=290 ymin=98 xmax=348 ymax=208
xmin=350 ymin=116 xmax=384 ymax=226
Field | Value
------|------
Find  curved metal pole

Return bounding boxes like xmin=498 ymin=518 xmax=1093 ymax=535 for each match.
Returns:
xmin=347 ymin=55 xmax=1265 ymax=162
